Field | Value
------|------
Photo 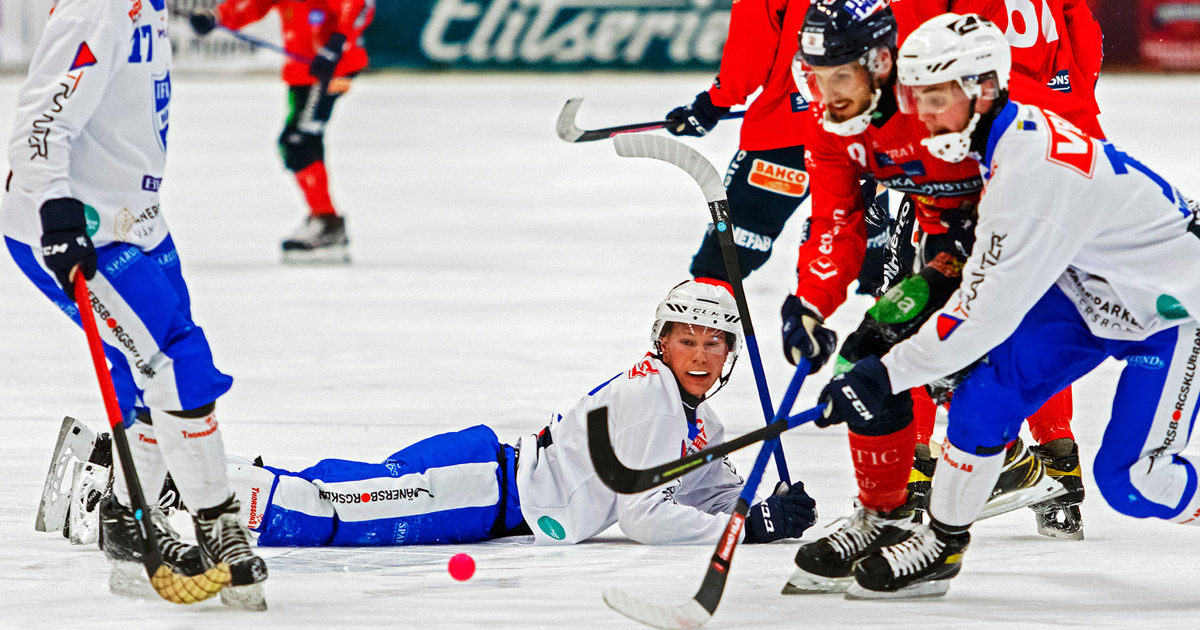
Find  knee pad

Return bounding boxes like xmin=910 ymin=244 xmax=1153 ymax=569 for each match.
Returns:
xmin=278 ymin=128 xmax=324 ymax=172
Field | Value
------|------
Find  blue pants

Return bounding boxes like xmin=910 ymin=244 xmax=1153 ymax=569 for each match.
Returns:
xmin=947 ymin=285 xmax=1200 ymax=521
xmin=6 ymin=237 xmax=232 ymax=424
xmin=254 ymin=425 xmax=524 ymax=546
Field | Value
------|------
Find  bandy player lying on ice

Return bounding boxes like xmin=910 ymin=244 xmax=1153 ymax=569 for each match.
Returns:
xmin=817 ymin=13 xmax=1200 ymax=599
xmin=42 ymin=281 xmax=818 ymax=548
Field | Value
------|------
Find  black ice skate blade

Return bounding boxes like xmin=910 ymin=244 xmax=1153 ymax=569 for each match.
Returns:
xmin=780 ymin=569 xmax=853 ymax=595
xmin=221 ymin=583 xmax=268 ymax=612
xmin=844 ymin=580 xmax=950 ymax=600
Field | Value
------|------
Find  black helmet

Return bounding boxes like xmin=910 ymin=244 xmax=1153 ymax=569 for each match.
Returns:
xmin=798 ymin=0 xmax=898 ymax=67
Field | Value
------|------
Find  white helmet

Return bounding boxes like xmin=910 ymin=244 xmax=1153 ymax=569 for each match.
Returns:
xmin=896 ymin=13 xmax=1011 ymax=163
xmin=652 ymin=280 xmax=742 ymax=363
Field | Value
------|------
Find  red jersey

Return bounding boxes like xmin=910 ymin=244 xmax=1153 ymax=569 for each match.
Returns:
xmin=794 ymin=74 xmax=1103 ymax=318
xmin=216 ymin=0 xmax=375 ymax=86
xmin=705 ymin=0 xmax=817 ymax=151
xmin=892 ymin=0 xmax=1103 ymax=115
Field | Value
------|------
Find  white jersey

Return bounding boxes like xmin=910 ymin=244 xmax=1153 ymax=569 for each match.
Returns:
xmin=515 ymin=354 xmax=755 ymax=545
xmin=884 ymin=102 xmax=1200 ymax=393
xmin=2 ymin=0 xmax=172 ymax=249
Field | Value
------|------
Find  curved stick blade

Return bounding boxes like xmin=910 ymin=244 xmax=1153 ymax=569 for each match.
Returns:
xmin=612 ymin=134 xmax=726 ymax=205
xmin=556 ymin=98 xmax=585 ymax=142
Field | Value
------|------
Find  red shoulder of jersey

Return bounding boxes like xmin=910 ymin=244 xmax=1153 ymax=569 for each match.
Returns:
xmin=1009 ymin=72 xmax=1104 ymax=139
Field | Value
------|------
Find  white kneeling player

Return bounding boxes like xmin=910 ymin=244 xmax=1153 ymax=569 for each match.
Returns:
xmin=815 ymin=13 xmax=1200 ymax=599
xmin=46 ymin=282 xmax=819 ymax=548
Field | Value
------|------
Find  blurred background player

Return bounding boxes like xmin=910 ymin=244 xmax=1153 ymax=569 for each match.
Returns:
xmin=189 ymin=0 xmax=376 ymax=263
xmin=2 ymin=0 xmax=266 ymax=609
xmin=779 ymin=1 xmax=1103 ymax=589
xmin=51 ymin=281 xmax=818 ymax=548
xmin=824 ymin=13 xmax=1200 ymax=598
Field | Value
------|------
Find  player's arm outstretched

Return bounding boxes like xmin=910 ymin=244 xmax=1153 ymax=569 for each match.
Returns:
xmin=824 ymin=158 xmax=1087 ymax=424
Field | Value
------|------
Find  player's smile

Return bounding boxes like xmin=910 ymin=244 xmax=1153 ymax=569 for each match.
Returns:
xmin=660 ymin=324 xmax=730 ymax=397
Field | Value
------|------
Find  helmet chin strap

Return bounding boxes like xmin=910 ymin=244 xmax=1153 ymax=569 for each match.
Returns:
xmin=821 ymin=88 xmax=881 ymax=136
xmin=921 ymin=96 xmax=981 ymax=163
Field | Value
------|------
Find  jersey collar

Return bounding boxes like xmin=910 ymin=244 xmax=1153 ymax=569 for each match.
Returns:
xmin=980 ymin=100 xmax=1019 ymax=180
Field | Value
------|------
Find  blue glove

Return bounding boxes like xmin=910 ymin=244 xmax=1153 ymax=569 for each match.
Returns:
xmin=744 ymin=481 xmax=818 ymax=544
xmin=189 ymin=11 xmax=217 ymax=36
xmin=817 ymin=355 xmax=891 ymax=430
xmin=665 ymin=92 xmax=730 ymax=137
xmin=781 ymin=295 xmax=837 ymax=374
xmin=39 ymin=198 xmax=95 ymax=295
xmin=310 ymin=33 xmax=347 ymax=83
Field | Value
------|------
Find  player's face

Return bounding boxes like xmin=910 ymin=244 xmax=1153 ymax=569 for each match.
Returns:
xmin=800 ymin=61 xmax=874 ymax=122
xmin=903 ymin=81 xmax=972 ymax=135
xmin=660 ymin=324 xmax=730 ymax=398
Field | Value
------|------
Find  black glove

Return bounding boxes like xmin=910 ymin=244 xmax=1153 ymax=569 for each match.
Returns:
xmin=309 ymin=32 xmax=347 ymax=83
xmin=781 ymin=295 xmax=837 ymax=374
xmin=39 ymin=198 xmax=96 ymax=295
xmin=817 ymin=355 xmax=891 ymax=429
xmin=744 ymin=481 xmax=818 ymax=544
xmin=939 ymin=204 xmax=978 ymax=258
xmin=665 ymin=91 xmax=730 ymax=137
xmin=189 ymin=11 xmax=217 ymax=36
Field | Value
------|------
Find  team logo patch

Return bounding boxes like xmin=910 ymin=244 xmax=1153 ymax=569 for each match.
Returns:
xmin=1047 ymin=69 xmax=1072 ymax=93
xmin=628 ymin=358 xmax=660 ymax=379
xmin=69 ymin=42 xmax=97 ymax=71
xmin=152 ymin=71 xmax=171 ymax=153
xmin=809 ymin=256 xmax=838 ymax=281
xmin=936 ymin=313 xmax=964 ymax=340
xmin=790 ymin=92 xmax=809 ymax=113
xmin=748 ymin=159 xmax=809 ymax=197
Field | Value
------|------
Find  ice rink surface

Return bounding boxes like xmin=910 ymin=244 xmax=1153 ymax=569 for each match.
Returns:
xmin=1 ymin=70 xmax=1199 ymax=628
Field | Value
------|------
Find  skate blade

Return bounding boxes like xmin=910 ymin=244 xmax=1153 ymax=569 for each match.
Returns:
xmin=844 ymin=579 xmax=950 ymax=600
xmin=978 ymin=476 xmax=1067 ymax=520
xmin=37 ymin=417 xmax=93 ymax=532
xmin=781 ymin=568 xmax=853 ymax=594
xmin=221 ymin=583 xmax=268 ymax=612
xmin=281 ymin=245 xmax=350 ymax=265
xmin=1036 ymin=522 xmax=1085 ymax=541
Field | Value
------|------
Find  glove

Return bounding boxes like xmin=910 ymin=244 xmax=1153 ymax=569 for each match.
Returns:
xmin=309 ymin=32 xmax=347 ymax=83
xmin=780 ymin=295 xmax=837 ymax=374
xmin=817 ymin=355 xmax=891 ymax=429
xmin=39 ymin=198 xmax=96 ymax=295
xmin=189 ymin=11 xmax=217 ymax=36
xmin=939 ymin=204 xmax=978 ymax=258
xmin=665 ymin=91 xmax=730 ymax=137
xmin=744 ymin=481 xmax=818 ymax=544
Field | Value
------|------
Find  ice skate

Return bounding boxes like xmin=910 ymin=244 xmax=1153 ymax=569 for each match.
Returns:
xmin=37 ymin=417 xmax=99 ymax=533
xmin=1029 ymin=439 xmax=1085 ymax=540
xmin=281 ymin=214 xmax=350 ymax=264
xmin=193 ymin=496 xmax=269 ymax=611
xmin=99 ymin=497 xmax=220 ymax=604
xmin=977 ymin=437 xmax=1067 ymax=519
xmin=782 ymin=501 xmax=917 ymax=595
xmin=846 ymin=521 xmax=970 ymax=600
xmin=65 ymin=457 xmax=112 ymax=545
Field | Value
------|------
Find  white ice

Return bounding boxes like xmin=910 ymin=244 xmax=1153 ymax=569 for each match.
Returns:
xmin=1 ymin=71 xmax=1199 ymax=628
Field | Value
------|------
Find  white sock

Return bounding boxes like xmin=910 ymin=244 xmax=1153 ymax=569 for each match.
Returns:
xmin=928 ymin=440 xmax=1005 ymax=528
xmin=110 ymin=421 xmax=168 ymax=508
xmin=151 ymin=409 xmax=231 ymax=512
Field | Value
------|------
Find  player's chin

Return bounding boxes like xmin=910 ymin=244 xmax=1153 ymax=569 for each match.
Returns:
xmin=683 ymin=371 xmax=717 ymax=396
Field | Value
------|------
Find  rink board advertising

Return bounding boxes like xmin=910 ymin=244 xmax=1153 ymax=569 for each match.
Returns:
xmin=366 ymin=0 xmax=733 ymax=71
